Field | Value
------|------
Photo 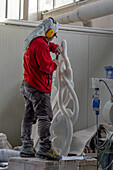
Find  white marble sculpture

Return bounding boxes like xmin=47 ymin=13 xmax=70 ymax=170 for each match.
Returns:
xmin=51 ymin=40 xmax=79 ymax=156
xmin=32 ymin=40 xmax=79 ymax=155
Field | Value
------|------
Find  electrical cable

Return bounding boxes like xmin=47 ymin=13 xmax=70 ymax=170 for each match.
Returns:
xmin=92 ymin=88 xmax=100 ymax=170
xmin=97 ymin=79 xmax=113 ymax=168
xmin=105 ymin=160 xmax=113 ymax=170
xmin=99 ymin=79 xmax=113 ymax=98
xmin=93 ymin=128 xmax=109 ymax=150
xmin=96 ymin=115 xmax=99 ymax=170
xmin=98 ymin=133 xmax=113 ymax=168
xmin=103 ymin=160 xmax=113 ymax=170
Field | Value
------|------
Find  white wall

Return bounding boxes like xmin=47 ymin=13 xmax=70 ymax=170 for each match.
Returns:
xmin=0 ymin=24 xmax=32 ymax=146
xmin=0 ymin=22 xmax=113 ymax=146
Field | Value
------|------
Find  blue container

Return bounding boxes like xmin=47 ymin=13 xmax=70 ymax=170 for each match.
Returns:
xmin=104 ymin=65 xmax=113 ymax=79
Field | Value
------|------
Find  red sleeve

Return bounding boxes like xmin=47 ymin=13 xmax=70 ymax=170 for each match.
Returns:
xmin=35 ymin=44 xmax=57 ymax=74
xmin=49 ymin=42 xmax=59 ymax=53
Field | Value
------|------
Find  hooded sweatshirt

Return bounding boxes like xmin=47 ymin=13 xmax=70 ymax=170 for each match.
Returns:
xmin=23 ymin=36 xmax=59 ymax=93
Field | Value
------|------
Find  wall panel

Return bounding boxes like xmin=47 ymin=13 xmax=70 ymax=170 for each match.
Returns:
xmin=0 ymin=25 xmax=32 ymax=146
xmin=88 ymin=35 xmax=113 ymax=127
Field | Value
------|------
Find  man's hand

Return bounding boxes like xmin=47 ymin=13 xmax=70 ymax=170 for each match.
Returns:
xmin=53 ymin=46 xmax=63 ymax=66
xmin=53 ymin=58 xmax=59 ymax=66
xmin=55 ymin=46 xmax=63 ymax=56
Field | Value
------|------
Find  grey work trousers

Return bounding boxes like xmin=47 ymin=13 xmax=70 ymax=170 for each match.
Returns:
xmin=20 ymin=81 xmax=53 ymax=149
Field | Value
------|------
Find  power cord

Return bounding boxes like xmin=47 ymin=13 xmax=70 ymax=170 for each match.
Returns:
xmin=98 ymin=133 xmax=113 ymax=168
xmin=103 ymin=160 xmax=113 ymax=170
xmin=99 ymin=79 xmax=113 ymax=99
xmin=97 ymin=79 xmax=113 ymax=168
xmin=93 ymin=128 xmax=109 ymax=150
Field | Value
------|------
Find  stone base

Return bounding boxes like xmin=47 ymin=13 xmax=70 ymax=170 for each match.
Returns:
xmin=8 ymin=157 xmax=99 ymax=170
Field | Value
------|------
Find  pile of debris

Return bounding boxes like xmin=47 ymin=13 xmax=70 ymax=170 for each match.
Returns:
xmin=0 ymin=133 xmax=19 ymax=170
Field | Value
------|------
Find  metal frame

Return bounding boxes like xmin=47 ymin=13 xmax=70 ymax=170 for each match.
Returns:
xmin=23 ymin=0 xmax=28 ymax=20
xmin=4 ymin=0 xmax=82 ymax=20
xmin=5 ymin=0 xmax=8 ymax=18
xmin=19 ymin=0 xmax=21 ymax=19
xmin=5 ymin=0 xmax=22 ymax=19
xmin=53 ymin=0 xmax=75 ymax=9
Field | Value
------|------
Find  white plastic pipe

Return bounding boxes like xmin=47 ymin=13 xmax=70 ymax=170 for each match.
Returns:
xmin=55 ymin=0 xmax=113 ymax=24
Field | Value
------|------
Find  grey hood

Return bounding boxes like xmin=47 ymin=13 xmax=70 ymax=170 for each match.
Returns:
xmin=24 ymin=18 xmax=59 ymax=50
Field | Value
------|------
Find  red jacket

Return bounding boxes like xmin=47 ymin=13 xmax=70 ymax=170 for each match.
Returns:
xmin=23 ymin=37 xmax=59 ymax=93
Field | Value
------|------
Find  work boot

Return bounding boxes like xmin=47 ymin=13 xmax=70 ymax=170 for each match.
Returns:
xmin=36 ymin=145 xmax=62 ymax=161
xmin=19 ymin=143 xmax=36 ymax=157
